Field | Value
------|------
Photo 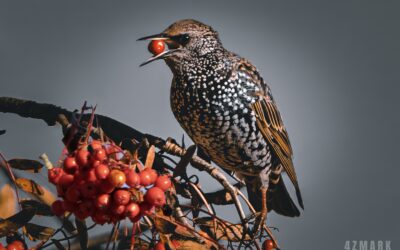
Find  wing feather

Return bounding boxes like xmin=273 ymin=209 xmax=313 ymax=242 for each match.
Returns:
xmin=235 ymin=59 xmax=303 ymax=209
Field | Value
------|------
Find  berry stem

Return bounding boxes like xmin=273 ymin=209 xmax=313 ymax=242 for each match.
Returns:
xmin=40 ymin=153 xmax=53 ymax=170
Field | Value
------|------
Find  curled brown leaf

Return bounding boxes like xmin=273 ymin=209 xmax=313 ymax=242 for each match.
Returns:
xmin=0 ymin=184 xmax=17 ymax=219
xmin=8 ymin=159 xmax=43 ymax=173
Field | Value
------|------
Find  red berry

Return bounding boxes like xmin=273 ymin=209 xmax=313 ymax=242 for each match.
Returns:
xmin=91 ymin=160 xmax=101 ymax=168
xmin=90 ymin=140 xmax=103 ymax=151
xmin=74 ymin=209 xmax=88 ymax=220
xmin=139 ymin=202 xmax=154 ymax=216
xmin=145 ymin=187 xmax=166 ymax=207
xmin=129 ymin=214 xmax=142 ymax=223
xmin=154 ymin=242 xmax=165 ymax=250
xmin=263 ymin=239 xmax=275 ymax=250
xmin=75 ymin=148 xmax=90 ymax=167
xmin=148 ymin=169 xmax=158 ymax=182
xmin=95 ymin=164 xmax=110 ymax=180
xmin=107 ymin=169 xmax=126 ymax=188
xmin=73 ymin=172 xmax=85 ymax=185
xmin=75 ymin=200 xmax=94 ymax=220
xmin=83 ymin=168 xmax=98 ymax=182
xmin=95 ymin=194 xmax=111 ymax=210
xmin=111 ymin=204 xmax=126 ymax=215
xmin=80 ymin=182 xmax=97 ymax=198
xmin=56 ymin=185 xmax=65 ymax=197
xmin=92 ymin=210 xmax=110 ymax=224
xmin=48 ymin=168 xmax=64 ymax=184
xmin=125 ymin=202 xmax=140 ymax=219
xmin=99 ymin=180 xmax=115 ymax=194
xmin=63 ymin=156 xmax=79 ymax=174
xmin=65 ymin=186 xmax=81 ymax=202
xmin=93 ymin=148 xmax=107 ymax=161
xmin=51 ymin=200 xmax=65 ymax=216
xmin=139 ymin=169 xmax=157 ymax=186
xmin=113 ymin=189 xmax=131 ymax=206
xmin=62 ymin=200 xmax=76 ymax=212
xmin=155 ymin=175 xmax=172 ymax=191
xmin=126 ymin=170 xmax=140 ymax=188
xmin=6 ymin=241 xmax=25 ymax=250
xmin=58 ymin=174 xmax=74 ymax=188
xmin=148 ymin=40 xmax=165 ymax=55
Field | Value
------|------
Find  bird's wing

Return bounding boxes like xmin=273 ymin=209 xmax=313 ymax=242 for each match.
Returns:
xmin=235 ymin=59 xmax=303 ymax=209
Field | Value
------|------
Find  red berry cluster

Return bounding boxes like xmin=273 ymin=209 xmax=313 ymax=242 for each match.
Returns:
xmin=0 ymin=241 xmax=25 ymax=250
xmin=49 ymin=140 xmax=172 ymax=224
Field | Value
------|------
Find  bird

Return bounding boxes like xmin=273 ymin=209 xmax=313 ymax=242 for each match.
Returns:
xmin=139 ymin=19 xmax=303 ymax=219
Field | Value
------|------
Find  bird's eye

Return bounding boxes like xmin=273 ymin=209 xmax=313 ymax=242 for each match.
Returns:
xmin=172 ymin=34 xmax=190 ymax=46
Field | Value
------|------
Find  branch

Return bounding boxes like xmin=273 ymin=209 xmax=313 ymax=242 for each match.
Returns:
xmin=0 ymin=97 xmax=146 ymax=144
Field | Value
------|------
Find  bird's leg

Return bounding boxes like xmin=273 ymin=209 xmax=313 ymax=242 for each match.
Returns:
xmin=252 ymin=186 xmax=268 ymax=236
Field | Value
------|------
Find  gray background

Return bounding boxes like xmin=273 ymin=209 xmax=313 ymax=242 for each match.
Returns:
xmin=1 ymin=0 xmax=399 ymax=249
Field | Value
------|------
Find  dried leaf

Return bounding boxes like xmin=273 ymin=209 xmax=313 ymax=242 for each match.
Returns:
xmin=16 ymin=178 xmax=44 ymax=195
xmin=20 ymin=200 xmax=53 ymax=216
xmin=204 ymin=189 xmax=234 ymax=205
xmin=144 ymin=145 xmax=155 ymax=169
xmin=51 ymin=239 xmax=66 ymax=250
xmin=75 ymin=218 xmax=88 ymax=250
xmin=8 ymin=159 xmax=43 ymax=173
xmin=16 ymin=178 xmax=56 ymax=206
xmin=196 ymin=217 xmax=251 ymax=242
xmin=154 ymin=215 xmax=195 ymax=238
xmin=169 ymin=237 xmax=214 ymax=250
xmin=173 ymin=145 xmax=196 ymax=178
xmin=0 ymin=184 xmax=17 ymax=219
xmin=24 ymin=223 xmax=55 ymax=241
xmin=0 ymin=207 xmax=35 ymax=237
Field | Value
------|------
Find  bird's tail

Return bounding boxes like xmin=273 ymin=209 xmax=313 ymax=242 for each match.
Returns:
xmin=246 ymin=175 xmax=301 ymax=217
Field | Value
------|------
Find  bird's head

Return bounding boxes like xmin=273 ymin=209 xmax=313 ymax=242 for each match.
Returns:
xmin=138 ymin=19 xmax=222 ymax=69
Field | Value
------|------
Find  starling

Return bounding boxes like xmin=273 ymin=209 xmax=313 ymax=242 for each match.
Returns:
xmin=139 ymin=19 xmax=304 ymax=218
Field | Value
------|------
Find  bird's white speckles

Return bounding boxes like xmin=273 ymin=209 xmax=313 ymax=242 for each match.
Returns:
xmin=170 ymin=46 xmax=274 ymax=174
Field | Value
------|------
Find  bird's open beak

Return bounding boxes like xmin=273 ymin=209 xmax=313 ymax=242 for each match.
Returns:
xmin=138 ymin=33 xmax=179 ymax=67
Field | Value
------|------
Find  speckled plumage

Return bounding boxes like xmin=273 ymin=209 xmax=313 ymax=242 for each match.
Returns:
xmin=141 ymin=19 xmax=303 ymax=216
xmin=170 ymin=49 xmax=271 ymax=177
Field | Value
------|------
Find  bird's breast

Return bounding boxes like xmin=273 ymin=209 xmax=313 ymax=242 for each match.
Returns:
xmin=170 ymin=73 xmax=271 ymax=175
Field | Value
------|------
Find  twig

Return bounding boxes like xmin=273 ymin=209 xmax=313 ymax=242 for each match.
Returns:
xmin=153 ymin=140 xmax=250 ymax=237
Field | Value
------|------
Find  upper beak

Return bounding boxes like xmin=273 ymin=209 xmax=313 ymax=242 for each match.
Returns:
xmin=137 ymin=33 xmax=169 ymax=41
xmin=138 ymin=33 xmax=179 ymax=67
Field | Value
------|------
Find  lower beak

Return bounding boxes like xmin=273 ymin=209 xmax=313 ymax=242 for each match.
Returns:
xmin=139 ymin=49 xmax=178 ymax=67
xmin=138 ymin=33 xmax=177 ymax=67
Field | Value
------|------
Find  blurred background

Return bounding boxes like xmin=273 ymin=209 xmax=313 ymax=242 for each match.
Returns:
xmin=1 ymin=0 xmax=399 ymax=249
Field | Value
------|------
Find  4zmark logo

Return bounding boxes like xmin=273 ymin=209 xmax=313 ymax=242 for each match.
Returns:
xmin=344 ymin=241 xmax=391 ymax=250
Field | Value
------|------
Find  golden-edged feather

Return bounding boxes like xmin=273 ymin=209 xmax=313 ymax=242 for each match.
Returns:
xmin=236 ymin=60 xmax=304 ymax=209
